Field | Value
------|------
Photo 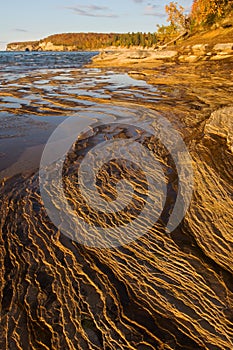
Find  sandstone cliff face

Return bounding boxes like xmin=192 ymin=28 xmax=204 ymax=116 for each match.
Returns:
xmin=6 ymin=41 xmax=76 ymax=52
xmin=38 ymin=41 xmax=76 ymax=51
xmin=6 ymin=41 xmax=40 ymax=52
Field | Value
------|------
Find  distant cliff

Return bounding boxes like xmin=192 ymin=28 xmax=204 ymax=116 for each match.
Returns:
xmin=6 ymin=32 xmax=158 ymax=52
xmin=7 ymin=41 xmax=40 ymax=52
xmin=7 ymin=40 xmax=74 ymax=52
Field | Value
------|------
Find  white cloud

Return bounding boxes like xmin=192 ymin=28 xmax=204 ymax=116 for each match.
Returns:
xmin=66 ymin=4 xmax=118 ymax=18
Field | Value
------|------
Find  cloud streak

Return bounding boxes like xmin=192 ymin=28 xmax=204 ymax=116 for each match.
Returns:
xmin=144 ymin=5 xmax=166 ymax=17
xmin=66 ymin=4 xmax=118 ymax=18
xmin=13 ymin=28 xmax=29 ymax=32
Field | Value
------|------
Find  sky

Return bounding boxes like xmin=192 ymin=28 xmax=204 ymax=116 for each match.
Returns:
xmin=0 ymin=0 xmax=193 ymax=50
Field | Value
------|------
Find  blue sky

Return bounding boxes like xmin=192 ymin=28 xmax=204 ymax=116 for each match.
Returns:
xmin=0 ymin=0 xmax=193 ymax=50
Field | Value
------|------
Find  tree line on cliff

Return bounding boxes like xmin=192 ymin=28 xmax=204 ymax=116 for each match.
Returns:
xmin=7 ymin=0 xmax=232 ymax=51
xmin=40 ymin=0 xmax=233 ymax=48
xmin=42 ymin=32 xmax=158 ymax=49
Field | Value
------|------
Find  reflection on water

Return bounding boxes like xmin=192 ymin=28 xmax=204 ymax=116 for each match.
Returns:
xmin=0 ymin=53 xmax=164 ymax=177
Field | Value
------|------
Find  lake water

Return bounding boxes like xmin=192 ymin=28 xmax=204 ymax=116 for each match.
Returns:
xmin=0 ymin=51 xmax=156 ymax=177
xmin=0 ymin=51 xmax=98 ymax=72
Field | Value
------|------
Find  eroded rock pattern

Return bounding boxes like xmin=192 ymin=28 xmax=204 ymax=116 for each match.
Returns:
xmin=0 ymin=57 xmax=233 ymax=349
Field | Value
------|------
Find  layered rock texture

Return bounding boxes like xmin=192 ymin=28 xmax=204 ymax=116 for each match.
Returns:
xmin=91 ymin=42 xmax=233 ymax=66
xmin=7 ymin=41 xmax=77 ymax=52
xmin=0 ymin=53 xmax=233 ymax=350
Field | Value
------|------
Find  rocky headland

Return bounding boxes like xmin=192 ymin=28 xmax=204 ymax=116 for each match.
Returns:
xmin=6 ymin=40 xmax=67 ymax=52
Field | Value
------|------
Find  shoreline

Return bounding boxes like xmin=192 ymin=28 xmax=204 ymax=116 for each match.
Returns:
xmin=1 ymin=36 xmax=233 ymax=349
xmin=86 ymin=35 xmax=233 ymax=106
xmin=86 ymin=25 xmax=233 ymax=81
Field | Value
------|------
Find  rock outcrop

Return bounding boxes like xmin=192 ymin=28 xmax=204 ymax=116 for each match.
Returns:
xmin=6 ymin=41 xmax=40 ymax=52
xmin=0 ymin=54 xmax=233 ymax=350
xmin=6 ymin=41 xmax=75 ymax=52
xmin=91 ymin=42 xmax=233 ymax=66
xmin=205 ymin=106 xmax=233 ymax=153
xmin=2 ymin=27 xmax=233 ymax=350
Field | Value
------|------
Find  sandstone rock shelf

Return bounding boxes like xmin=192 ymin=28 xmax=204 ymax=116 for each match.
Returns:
xmin=0 ymin=55 xmax=233 ymax=349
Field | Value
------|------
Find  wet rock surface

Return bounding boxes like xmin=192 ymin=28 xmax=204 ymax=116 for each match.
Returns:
xmin=0 ymin=56 xmax=233 ymax=349
xmin=205 ymin=106 xmax=233 ymax=153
